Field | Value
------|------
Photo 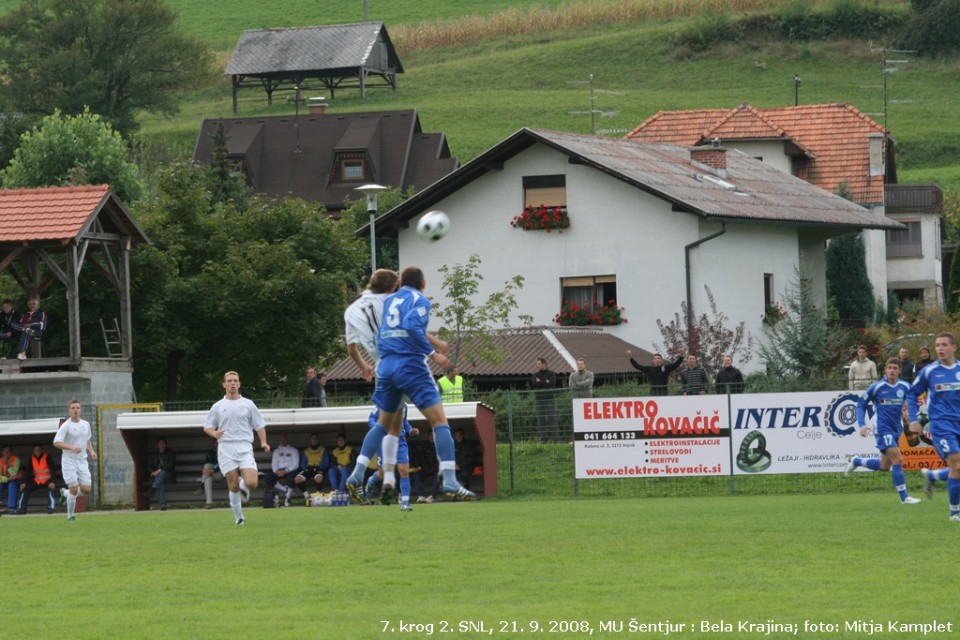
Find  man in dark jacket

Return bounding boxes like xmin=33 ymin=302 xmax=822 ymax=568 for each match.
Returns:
xmin=715 ymin=355 xmax=745 ymax=394
xmin=627 ymin=350 xmax=683 ymax=396
xmin=680 ymin=354 xmax=709 ymax=396
xmin=145 ymin=437 xmax=176 ymax=511
xmin=532 ymin=357 xmax=560 ymax=443
xmin=301 ymin=366 xmax=326 ymax=408
xmin=0 ymin=299 xmax=19 ymax=359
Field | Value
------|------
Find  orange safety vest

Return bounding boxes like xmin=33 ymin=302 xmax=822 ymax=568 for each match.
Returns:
xmin=31 ymin=452 xmax=51 ymax=484
xmin=0 ymin=454 xmax=22 ymax=480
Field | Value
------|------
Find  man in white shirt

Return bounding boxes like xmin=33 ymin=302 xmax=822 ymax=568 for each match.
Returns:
xmin=343 ymin=269 xmax=399 ymax=381
xmin=53 ymin=400 xmax=98 ymax=521
xmin=266 ymin=434 xmax=301 ymax=507
xmin=848 ymin=345 xmax=878 ymax=391
xmin=203 ymin=371 xmax=270 ymax=525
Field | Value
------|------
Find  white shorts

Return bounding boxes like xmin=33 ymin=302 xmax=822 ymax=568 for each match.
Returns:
xmin=218 ymin=440 xmax=257 ymax=475
xmin=62 ymin=457 xmax=92 ymax=487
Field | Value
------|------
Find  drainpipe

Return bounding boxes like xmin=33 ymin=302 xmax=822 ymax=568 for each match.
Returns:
xmin=684 ymin=222 xmax=727 ymax=341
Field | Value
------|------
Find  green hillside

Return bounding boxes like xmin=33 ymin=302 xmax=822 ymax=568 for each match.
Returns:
xmin=120 ymin=0 xmax=960 ymax=195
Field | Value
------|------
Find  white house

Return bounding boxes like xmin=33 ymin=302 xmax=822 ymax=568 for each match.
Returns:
xmin=368 ymin=128 xmax=902 ymax=370
xmin=627 ymin=102 xmax=944 ymax=309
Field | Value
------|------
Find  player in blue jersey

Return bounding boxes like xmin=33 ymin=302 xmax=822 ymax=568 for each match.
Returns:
xmin=346 ymin=266 xmax=476 ymax=505
xmin=364 ymin=406 xmax=419 ymax=511
xmin=907 ymin=332 xmax=960 ymax=520
xmin=845 ymin=358 xmax=920 ymax=504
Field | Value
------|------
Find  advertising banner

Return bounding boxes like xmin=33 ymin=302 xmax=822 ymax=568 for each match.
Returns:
xmin=572 ymin=390 xmax=946 ymax=480
xmin=573 ymin=396 xmax=730 ymax=479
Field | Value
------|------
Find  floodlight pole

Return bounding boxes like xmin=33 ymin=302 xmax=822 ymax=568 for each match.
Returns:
xmin=356 ymin=184 xmax=387 ymax=273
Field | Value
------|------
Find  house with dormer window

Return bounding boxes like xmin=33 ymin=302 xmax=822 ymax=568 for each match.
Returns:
xmin=626 ymin=102 xmax=943 ymax=309
xmin=362 ymin=128 xmax=902 ymax=370
xmin=192 ymin=107 xmax=458 ymax=212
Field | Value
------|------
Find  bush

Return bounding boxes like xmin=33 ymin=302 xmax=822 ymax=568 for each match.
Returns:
xmin=899 ymin=0 xmax=960 ymax=56
xmin=671 ymin=12 xmax=743 ymax=52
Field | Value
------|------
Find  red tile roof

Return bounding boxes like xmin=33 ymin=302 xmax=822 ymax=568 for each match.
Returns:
xmin=626 ymin=102 xmax=890 ymax=205
xmin=0 ymin=184 xmax=115 ymax=243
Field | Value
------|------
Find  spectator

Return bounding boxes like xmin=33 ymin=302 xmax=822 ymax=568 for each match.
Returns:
xmin=0 ymin=445 xmax=24 ymax=515
xmin=915 ymin=346 xmax=935 ymax=373
xmin=438 ymin=365 xmax=464 ymax=403
xmin=12 ymin=297 xmax=46 ymax=361
xmin=327 ymin=433 xmax=356 ymax=493
xmin=453 ymin=428 xmax=477 ymax=491
xmin=193 ymin=442 xmax=221 ymax=510
xmin=531 ymin=357 xmax=560 ymax=443
xmin=301 ymin=366 xmax=327 ymax=408
xmin=18 ymin=444 xmax=61 ymax=514
xmin=898 ymin=347 xmax=915 ymax=383
xmin=265 ymin=434 xmax=301 ymax=507
xmin=715 ymin=355 xmax=745 ymax=394
xmin=848 ymin=345 xmax=878 ymax=391
xmin=626 ymin=350 xmax=683 ymax=396
xmin=54 ymin=399 xmax=98 ymax=521
xmin=0 ymin=299 xmax=19 ymax=359
xmin=569 ymin=357 xmax=594 ymax=399
xmin=412 ymin=432 xmax=439 ymax=504
xmin=680 ymin=354 xmax=708 ymax=396
xmin=295 ymin=433 xmax=330 ymax=497
xmin=144 ymin=437 xmax=176 ymax=511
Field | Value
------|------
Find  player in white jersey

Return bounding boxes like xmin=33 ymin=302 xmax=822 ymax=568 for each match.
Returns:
xmin=53 ymin=400 xmax=97 ymax=521
xmin=203 ymin=371 xmax=270 ymax=525
xmin=344 ymin=269 xmax=399 ymax=381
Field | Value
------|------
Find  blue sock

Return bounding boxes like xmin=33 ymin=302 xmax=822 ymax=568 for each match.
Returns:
xmin=891 ymin=465 xmax=909 ymax=501
xmin=400 ymin=476 xmax=410 ymax=502
xmin=434 ymin=425 xmax=458 ymax=486
xmin=351 ymin=424 xmax=388 ymax=481
xmin=948 ymin=477 xmax=960 ymax=514
xmin=934 ymin=468 xmax=951 ymax=482
xmin=863 ymin=458 xmax=881 ymax=471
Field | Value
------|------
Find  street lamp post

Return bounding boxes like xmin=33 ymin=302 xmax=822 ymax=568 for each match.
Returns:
xmin=355 ymin=184 xmax=387 ymax=273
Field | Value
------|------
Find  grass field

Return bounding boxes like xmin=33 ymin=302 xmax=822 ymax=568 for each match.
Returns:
xmin=9 ymin=493 xmax=957 ymax=639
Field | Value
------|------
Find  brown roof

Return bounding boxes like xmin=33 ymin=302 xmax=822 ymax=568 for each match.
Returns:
xmin=192 ymin=110 xmax=458 ymax=211
xmin=226 ymin=22 xmax=404 ymax=76
xmin=626 ymin=102 xmax=892 ymax=206
xmin=326 ymin=326 xmax=655 ymax=382
xmin=0 ymin=184 xmax=146 ymax=244
xmin=370 ymin=128 xmax=901 ymax=235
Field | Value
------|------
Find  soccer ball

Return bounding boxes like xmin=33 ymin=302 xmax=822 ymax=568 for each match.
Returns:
xmin=416 ymin=210 xmax=450 ymax=242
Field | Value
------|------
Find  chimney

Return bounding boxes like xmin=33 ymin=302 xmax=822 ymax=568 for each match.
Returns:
xmin=867 ymin=133 xmax=884 ymax=177
xmin=308 ymin=97 xmax=328 ymax=116
xmin=690 ymin=142 xmax=727 ymax=172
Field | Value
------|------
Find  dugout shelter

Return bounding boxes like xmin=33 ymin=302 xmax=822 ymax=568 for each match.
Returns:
xmin=116 ymin=402 xmax=497 ymax=510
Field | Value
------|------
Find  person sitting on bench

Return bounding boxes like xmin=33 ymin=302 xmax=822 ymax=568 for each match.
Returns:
xmin=13 ymin=297 xmax=46 ymax=361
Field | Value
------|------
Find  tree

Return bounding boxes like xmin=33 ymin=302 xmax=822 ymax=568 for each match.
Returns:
xmin=655 ymin=285 xmax=752 ymax=381
xmin=1 ymin=108 xmax=142 ymax=202
xmin=432 ymin=254 xmax=532 ymax=368
xmin=947 ymin=249 xmax=960 ymax=313
xmin=899 ymin=0 xmax=960 ymax=57
xmin=759 ymin=264 xmax=847 ymax=380
xmin=825 ymin=232 xmax=875 ymax=325
xmin=130 ymin=162 xmax=367 ymax=402
xmin=0 ymin=0 xmax=214 ymax=136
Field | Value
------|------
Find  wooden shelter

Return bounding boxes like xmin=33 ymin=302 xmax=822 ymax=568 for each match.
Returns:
xmin=225 ymin=22 xmax=404 ymax=113
xmin=0 ymin=185 xmax=148 ymax=367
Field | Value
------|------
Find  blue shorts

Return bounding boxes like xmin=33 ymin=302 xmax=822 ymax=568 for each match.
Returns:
xmin=874 ymin=430 xmax=902 ymax=453
xmin=373 ymin=355 xmax=441 ymax=412
xmin=928 ymin=424 xmax=960 ymax=462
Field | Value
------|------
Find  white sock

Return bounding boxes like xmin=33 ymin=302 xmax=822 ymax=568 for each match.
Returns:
xmin=67 ymin=492 xmax=77 ymax=517
xmin=229 ymin=491 xmax=243 ymax=520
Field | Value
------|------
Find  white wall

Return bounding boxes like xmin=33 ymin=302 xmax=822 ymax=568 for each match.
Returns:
xmin=398 ymin=143 xmax=825 ymax=371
